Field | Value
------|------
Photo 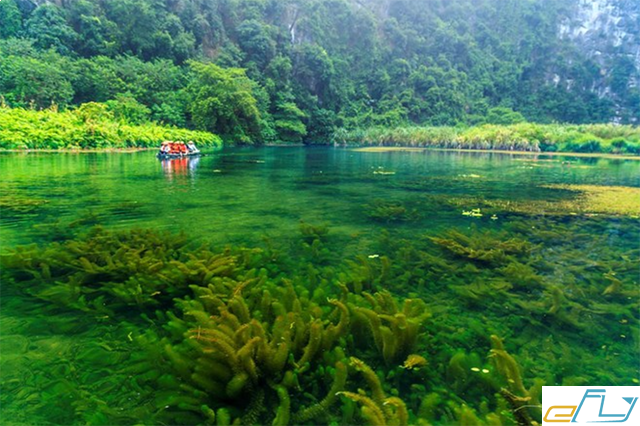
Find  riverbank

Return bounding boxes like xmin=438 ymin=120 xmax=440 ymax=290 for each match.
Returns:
xmin=352 ymin=146 xmax=640 ymax=160
xmin=333 ymin=123 xmax=640 ymax=156
xmin=0 ymin=147 xmax=153 ymax=153
xmin=0 ymin=106 xmax=221 ymax=150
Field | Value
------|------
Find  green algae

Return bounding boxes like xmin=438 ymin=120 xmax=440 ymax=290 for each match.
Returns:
xmin=365 ymin=199 xmax=421 ymax=223
xmin=449 ymin=184 xmax=640 ymax=217
xmin=2 ymin=218 xmax=637 ymax=425
xmin=1 ymin=148 xmax=638 ymax=425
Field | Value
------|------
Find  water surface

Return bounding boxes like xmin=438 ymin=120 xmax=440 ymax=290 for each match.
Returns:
xmin=1 ymin=147 xmax=638 ymax=425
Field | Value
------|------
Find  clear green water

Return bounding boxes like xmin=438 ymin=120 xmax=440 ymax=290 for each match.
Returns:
xmin=1 ymin=147 xmax=638 ymax=425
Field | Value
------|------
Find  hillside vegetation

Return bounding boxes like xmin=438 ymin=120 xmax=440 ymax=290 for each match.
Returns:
xmin=0 ymin=0 xmax=638 ymax=146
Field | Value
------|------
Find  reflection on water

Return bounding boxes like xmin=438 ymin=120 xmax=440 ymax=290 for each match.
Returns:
xmin=160 ymin=156 xmax=201 ymax=181
xmin=0 ymin=147 xmax=639 ymax=425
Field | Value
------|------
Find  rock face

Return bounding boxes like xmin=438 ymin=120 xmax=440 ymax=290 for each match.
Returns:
xmin=560 ymin=0 xmax=640 ymax=70
xmin=559 ymin=0 xmax=639 ymax=118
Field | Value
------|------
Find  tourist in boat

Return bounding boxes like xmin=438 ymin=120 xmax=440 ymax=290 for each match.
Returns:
xmin=160 ymin=141 xmax=171 ymax=155
xmin=169 ymin=142 xmax=180 ymax=155
xmin=178 ymin=141 xmax=188 ymax=155
xmin=187 ymin=141 xmax=199 ymax=153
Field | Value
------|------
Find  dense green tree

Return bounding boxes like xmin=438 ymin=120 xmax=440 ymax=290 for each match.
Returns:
xmin=0 ymin=52 xmax=75 ymax=108
xmin=1 ymin=0 xmax=637 ymax=141
xmin=187 ymin=62 xmax=263 ymax=143
xmin=272 ymin=97 xmax=307 ymax=143
xmin=24 ymin=4 xmax=78 ymax=55
xmin=485 ymin=107 xmax=526 ymax=125
xmin=66 ymin=0 xmax=118 ymax=57
xmin=236 ymin=19 xmax=276 ymax=67
xmin=0 ymin=0 xmax=22 ymax=39
xmin=105 ymin=94 xmax=151 ymax=124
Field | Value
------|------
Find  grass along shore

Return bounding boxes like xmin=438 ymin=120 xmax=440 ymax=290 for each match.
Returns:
xmin=333 ymin=123 xmax=640 ymax=155
xmin=3 ymin=105 xmax=639 ymax=156
xmin=0 ymin=105 xmax=220 ymax=150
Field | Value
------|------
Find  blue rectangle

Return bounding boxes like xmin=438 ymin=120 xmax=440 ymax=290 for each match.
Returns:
xmin=571 ymin=389 xmax=640 ymax=423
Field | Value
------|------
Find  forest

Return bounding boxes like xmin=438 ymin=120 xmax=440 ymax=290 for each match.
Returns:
xmin=0 ymin=0 xmax=638 ymax=148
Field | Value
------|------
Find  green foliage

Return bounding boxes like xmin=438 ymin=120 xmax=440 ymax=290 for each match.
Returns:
xmin=0 ymin=0 xmax=22 ymax=39
xmin=187 ymin=62 xmax=263 ymax=144
xmin=0 ymin=46 xmax=75 ymax=108
xmin=24 ymin=4 xmax=78 ymax=55
xmin=334 ymin=122 xmax=640 ymax=154
xmin=105 ymin=94 xmax=151 ymax=125
xmin=485 ymin=107 xmax=526 ymax=125
xmin=1 ymin=0 xmax=637 ymax=145
xmin=0 ymin=105 xmax=220 ymax=150
xmin=273 ymin=99 xmax=308 ymax=143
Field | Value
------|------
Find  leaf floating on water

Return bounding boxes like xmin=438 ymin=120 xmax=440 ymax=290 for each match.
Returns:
xmin=462 ymin=208 xmax=483 ymax=217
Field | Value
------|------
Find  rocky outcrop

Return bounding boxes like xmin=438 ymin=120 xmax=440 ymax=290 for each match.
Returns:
xmin=560 ymin=0 xmax=639 ymax=66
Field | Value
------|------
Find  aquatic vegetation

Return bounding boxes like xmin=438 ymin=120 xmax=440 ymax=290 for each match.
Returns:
xmin=351 ymin=291 xmax=430 ymax=365
xmin=542 ymin=185 xmax=640 ymax=216
xmin=128 ymin=279 xmax=352 ymax=425
xmin=0 ymin=227 xmax=278 ymax=316
xmin=365 ymin=199 xmax=421 ymax=223
xmin=126 ymin=276 xmax=432 ymax=425
xmin=488 ymin=336 xmax=541 ymax=425
xmin=429 ymin=229 xmax=533 ymax=265
xmin=462 ymin=208 xmax=483 ymax=217
xmin=402 ymin=354 xmax=428 ymax=370
xmin=0 ymin=190 xmax=49 ymax=216
xmin=299 ymin=220 xmax=330 ymax=243
xmin=2 ymin=188 xmax=638 ymax=426
xmin=339 ymin=357 xmax=409 ymax=426
xmin=450 ymin=184 xmax=640 ymax=217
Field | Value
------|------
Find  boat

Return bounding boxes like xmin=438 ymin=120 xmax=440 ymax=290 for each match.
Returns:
xmin=157 ymin=141 xmax=201 ymax=159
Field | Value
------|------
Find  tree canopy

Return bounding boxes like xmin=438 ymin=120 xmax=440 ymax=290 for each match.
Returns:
xmin=0 ymin=0 xmax=637 ymax=144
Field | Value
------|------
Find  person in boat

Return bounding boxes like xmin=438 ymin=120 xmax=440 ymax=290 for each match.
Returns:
xmin=160 ymin=141 xmax=171 ymax=155
xmin=169 ymin=142 xmax=181 ymax=155
xmin=178 ymin=141 xmax=188 ymax=155
xmin=186 ymin=141 xmax=199 ymax=153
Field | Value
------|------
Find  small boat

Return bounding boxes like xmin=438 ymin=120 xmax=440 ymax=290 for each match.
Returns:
xmin=157 ymin=151 xmax=201 ymax=159
xmin=157 ymin=141 xmax=201 ymax=159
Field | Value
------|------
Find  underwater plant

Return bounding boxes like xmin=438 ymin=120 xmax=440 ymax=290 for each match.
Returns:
xmin=429 ymin=229 xmax=533 ymax=265
xmin=116 ymin=274 xmax=354 ymax=425
xmin=338 ymin=357 xmax=409 ymax=426
xmin=3 ymin=218 xmax=638 ymax=426
xmin=0 ymin=227 xmax=282 ymax=316
xmin=351 ymin=290 xmax=430 ymax=365
xmin=365 ymin=199 xmax=421 ymax=223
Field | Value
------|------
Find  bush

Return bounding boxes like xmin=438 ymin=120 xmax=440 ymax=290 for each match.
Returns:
xmin=0 ymin=104 xmax=221 ymax=150
xmin=332 ymin=123 xmax=640 ymax=154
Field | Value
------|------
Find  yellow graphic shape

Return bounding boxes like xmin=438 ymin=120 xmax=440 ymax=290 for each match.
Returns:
xmin=542 ymin=389 xmax=578 ymax=423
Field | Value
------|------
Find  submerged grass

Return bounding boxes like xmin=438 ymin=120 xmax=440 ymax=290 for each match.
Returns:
xmin=1 ymin=147 xmax=637 ymax=425
xmin=542 ymin=185 xmax=640 ymax=216
xmin=449 ymin=185 xmax=640 ymax=217
xmin=1 ymin=210 xmax=637 ymax=425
